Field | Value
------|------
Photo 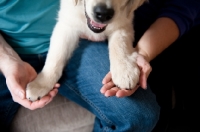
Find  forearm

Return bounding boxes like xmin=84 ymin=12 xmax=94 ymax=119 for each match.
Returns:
xmin=0 ymin=33 xmax=22 ymax=74
xmin=136 ymin=17 xmax=179 ymax=62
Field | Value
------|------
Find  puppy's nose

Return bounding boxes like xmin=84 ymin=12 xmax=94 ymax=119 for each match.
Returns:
xmin=93 ymin=4 xmax=114 ymax=23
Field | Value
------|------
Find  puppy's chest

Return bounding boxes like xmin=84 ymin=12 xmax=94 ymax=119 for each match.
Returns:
xmin=80 ymin=29 xmax=107 ymax=42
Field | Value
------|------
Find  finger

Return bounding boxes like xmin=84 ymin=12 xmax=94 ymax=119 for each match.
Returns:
xmin=102 ymin=72 xmax=112 ymax=84
xmin=14 ymin=95 xmax=50 ymax=110
xmin=116 ymin=85 xmax=140 ymax=97
xmin=6 ymin=77 xmax=25 ymax=99
xmin=25 ymin=95 xmax=52 ymax=110
xmin=48 ymin=88 xmax=58 ymax=99
xmin=116 ymin=90 xmax=135 ymax=98
xmin=104 ymin=87 xmax=119 ymax=97
xmin=100 ymin=81 xmax=115 ymax=94
xmin=29 ymin=96 xmax=52 ymax=110
xmin=43 ymin=97 xmax=53 ymax=107
xmin=139 ymin=72 xmax=147 ymax=89
xmin=139 ymin=64 xmax=152 ymax=89
xmin=18 ymin=88 xmax=58 ymax=110
xmin=54 ymin=83 xmax=60 ymax=88
xmin=42 ymin=89 xmax=58 ymax=106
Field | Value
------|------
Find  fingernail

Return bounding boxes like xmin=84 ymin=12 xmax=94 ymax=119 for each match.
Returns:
xmin=105 ymin=94 xmax=110 ymax=97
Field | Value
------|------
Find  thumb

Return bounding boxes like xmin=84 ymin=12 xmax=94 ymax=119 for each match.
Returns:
xmin=139 ymin=72 xmax=147 ymax=89
xmin=14 ymin=88 xmax=25 ymax=99
xmin=102 ymin=72 xmax=112 ymax=84
xmin=6 ymin=76 xmax=26 ymax=99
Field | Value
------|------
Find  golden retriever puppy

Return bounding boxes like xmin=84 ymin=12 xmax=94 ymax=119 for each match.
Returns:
xmin=26 ymin=0 xmax=147 ymax=101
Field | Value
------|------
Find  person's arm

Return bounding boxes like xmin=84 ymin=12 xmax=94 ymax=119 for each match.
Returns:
xmin=0 ymin=33 xmax=22 ymax=74
xmin=101 ymin=17 xmax=179 ymax=97
xmin=101 ymin=0 xmax=200 ymax=97
xmin=0 ymin=33 xmax=58 ymax=110
xmin=136 ymin=17 xmax=179 ymax=62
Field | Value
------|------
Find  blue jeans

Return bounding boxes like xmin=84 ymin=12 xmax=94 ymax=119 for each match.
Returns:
xmin=0 ymin=39 xmax=160 ymax=132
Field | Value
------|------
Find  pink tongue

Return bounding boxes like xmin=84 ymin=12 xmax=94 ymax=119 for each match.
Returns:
xmin=90 ymin=20 xmax=106 ymax=28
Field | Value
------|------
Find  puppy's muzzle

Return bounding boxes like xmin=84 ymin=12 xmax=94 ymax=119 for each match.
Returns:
xmin=86 ymin=3 xmax=114 ymax=33
xmin=93 ymin=4 xmax=114 ymax=23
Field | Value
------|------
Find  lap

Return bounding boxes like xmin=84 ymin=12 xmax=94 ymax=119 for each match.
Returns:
xmin=0 ymin=39 xmax=160 ymax=131
xmin=58 ymin=39 xmax=160 ymax=131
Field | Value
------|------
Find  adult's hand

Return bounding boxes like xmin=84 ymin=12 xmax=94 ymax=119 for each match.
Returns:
xmin=100 ymin=54 xmax=152 ymax=98
xmin=5 ymin=61 xmax=59 ymax=110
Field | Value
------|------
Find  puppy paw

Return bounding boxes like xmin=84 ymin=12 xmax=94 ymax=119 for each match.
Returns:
xmin=26 ymin=72 xmax=55 ymax=101
xmin=111 ymin=52 xmax=140 ymax=90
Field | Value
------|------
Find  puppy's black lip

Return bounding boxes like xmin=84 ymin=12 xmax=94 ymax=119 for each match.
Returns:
xmin=85 ymin=11 xmax=106 ymax=33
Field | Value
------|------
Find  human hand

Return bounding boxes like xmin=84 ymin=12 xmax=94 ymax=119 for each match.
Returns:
xmin=5 ymin=61 xmax=59 ymax=110
xmin=100 ymin=54 xmax=152 ymax=97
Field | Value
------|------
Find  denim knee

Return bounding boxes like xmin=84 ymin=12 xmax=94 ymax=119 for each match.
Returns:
xmin=92 ymin=87 xmax=160 ymax=132
xmin=57 ymin=39 xmax=160 ymax=132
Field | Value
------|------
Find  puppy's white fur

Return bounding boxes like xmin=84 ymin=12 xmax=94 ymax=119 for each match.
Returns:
xmin=26 ymin=0 xmax=146 ymax=101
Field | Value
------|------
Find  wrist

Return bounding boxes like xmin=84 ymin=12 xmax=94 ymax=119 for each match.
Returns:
xmin=136 ymin=47 xmax=151 ymax=62
xmin=0 ymin=56 xmax=23 ymax=76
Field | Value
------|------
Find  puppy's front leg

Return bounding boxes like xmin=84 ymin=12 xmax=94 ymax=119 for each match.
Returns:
xmin=109 ymin=29 xmax=140 ymax=89
xmin=26 ymin=22 xmax=79 ymax=101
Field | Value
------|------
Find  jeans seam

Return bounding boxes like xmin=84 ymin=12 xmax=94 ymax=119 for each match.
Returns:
xmin=103 ymin=126 xmax=109 ymax=132
xmin=63 ymin=82 xmax=114 ymax=127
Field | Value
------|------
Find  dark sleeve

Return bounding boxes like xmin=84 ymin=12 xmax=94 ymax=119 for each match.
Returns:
xmin=158 ymin=0 xmax=200 ymax=37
